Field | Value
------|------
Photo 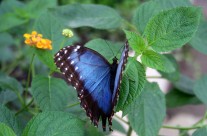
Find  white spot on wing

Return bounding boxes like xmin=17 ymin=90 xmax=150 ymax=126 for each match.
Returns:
xmin=71 ymin=61 xmax=74 ymax=65
xmin=76 ymin=45 xmax=81 ymax=49
xmin=61 ymin=62 xmax=64 ymax=66
xmin=64 ymin=50 xmax=67 ymax=54
xmin=75 ymin=67 xmax=78 ymax=71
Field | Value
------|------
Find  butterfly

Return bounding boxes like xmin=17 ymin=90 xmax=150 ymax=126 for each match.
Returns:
xmin=54 ymin=41 xmax=129 ymax=131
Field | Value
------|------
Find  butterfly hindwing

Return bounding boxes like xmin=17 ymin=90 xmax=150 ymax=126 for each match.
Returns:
xmin=112 ymin=42 xmax=129 ymax=105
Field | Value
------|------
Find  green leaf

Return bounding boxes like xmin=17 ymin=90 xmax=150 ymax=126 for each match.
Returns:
xmin=193 ymin=75 xmax=207 ymax=106
xmin=124 ymin=30 xmax=146 ymax=54
xmin=159 ymin=54 xmax=180 ymax=81
xmin=84 ymin=122 xmax=104 ymax=136
xmin=85 ymin=38 xmax=122 ymax=62
xmin=0 ymin=0 xmax=25 ymax=15
xmin=141 ymin=50 xmax=175 ymax=73
xmin=24 ymin=0 xmax=57 ymax=18
xmin=0 ymin=33 xmax=15 ymax=62
xmin=153 ymin=0 xmax=191 ymax=10
xmin=0 ymin=13 xmax=27 ymax=32
xmin=22 ymin=111 xmax=85 ymax=136
xmin=0 ymin=73 xmax=23 ymax=104
xmin=133 ymin=1 xmax=161 ymax=34
xmin=116 ymin=58 xmax=146 ymax=113
xmin=166 ymin=88 xmax=201 ymax=108
xmin=173 ymin=74 xmax=195 ymax=95
xmin=145 ymin=7 xmax=201 ymax=52
xmin=128 ymin=82 xmax=166 ymax=136
xmin=34 ymin=11 xmax=77 ymax=70
xmin=31 ymin=75 xmax=71 ymax=111
xmin=0 ymin=123 xmax=16 ymax=136
xmin=50 ymin=4 xmax=122 ymax=29
xmin=193 ymin=126 xmax=207 ymax=136
xmin=190 ymin=19 xmax=207 ymax=55
xmin=34 ymin=49 xmax=56 ymax=71
xmin=0 ymin=105 xmax=22 ymax=136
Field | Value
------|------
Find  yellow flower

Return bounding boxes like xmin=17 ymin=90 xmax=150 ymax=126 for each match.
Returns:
xmin=62 ymin=29 xmax=73 ymax=38
xmin=23 ymin=31 xmax=52 ymax=50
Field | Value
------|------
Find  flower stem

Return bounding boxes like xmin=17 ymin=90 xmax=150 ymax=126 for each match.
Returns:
xmin=25 ymin=53 xmax=35 ymax=105
xmin=59 ymin=37 xmax=67 ymax=49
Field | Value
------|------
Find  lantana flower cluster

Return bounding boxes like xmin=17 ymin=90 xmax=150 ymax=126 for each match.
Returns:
xmin=23 ymin=31 xmax=52 ymax=50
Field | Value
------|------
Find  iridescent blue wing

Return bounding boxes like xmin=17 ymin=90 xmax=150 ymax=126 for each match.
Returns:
xmin=54 ymin=45 xmax=113 ymax=130
xmin=112 ymin=42 xmax=129 ymax=105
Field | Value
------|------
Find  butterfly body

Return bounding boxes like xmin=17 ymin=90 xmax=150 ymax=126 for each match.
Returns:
xmin=54 ymin=42 xmax=129 ymax=131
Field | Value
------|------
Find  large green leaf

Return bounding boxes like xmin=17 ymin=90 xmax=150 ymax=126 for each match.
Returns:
xmin=24 ymin=0 xmax=57 ymax=18
xmin=49 ymin=4 xmax=122 ymax=29
xmin=193 ymin=126 xmax=207 ymax=136
xmin=0 ymin=73 xmax=23 ymax=105
xmin=190 ymin=19 xmax=207 ymax=55
xmin=173 ymin=74 xmax=195 ymax=95
xmin=31 ymin=75 xmax=71 ymax=111
xmin=0 ymin=13 xmax=27 ymax=32
xmin=124 ymin=30 xmax=146 ymax=54
xmin=0 ymin=123 xmax=16 ymax=136
xmin=22 ymin=111 xmax=85 ymax=136
xmin=128 ymin=82 xmax=166 ymax=136
xmin=159 ymin=54 xmax=180 ymax=81
xmin=133 ymin=1 xmax=161 ymax=34
xmin=166 ymin=88 xmax=201 ymax=108
xmin=153 ymin=0 xmax=191 ymax=10
xmin=145 ymin=7 xmax=201 ymax=52
xmin=116 ymin=58 xmax=146 ymax=113
xmin=0 ymin=0 xmax=25 ymax=15
xmin=141 ymin=50 xmax=175 ymax=73
xmin=85 ymin=38 xmax=122 ymax=62
xmin=0 ymin=33 xmax=15 ymax=62
xmin=34 ymin=11 xmax=77 ymax=70
xmin=193 ymin=75 xmax=207 ymax=106
xmin=0 ymin=105 xmax=21 ymax=136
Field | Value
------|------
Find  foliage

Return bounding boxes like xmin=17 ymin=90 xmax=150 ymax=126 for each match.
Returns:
xmin=0 ymin=0 xmax=207 ymax=136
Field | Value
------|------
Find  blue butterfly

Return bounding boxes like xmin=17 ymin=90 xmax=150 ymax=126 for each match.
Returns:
xmin=54 ymin=41 xmax=129 ymax=131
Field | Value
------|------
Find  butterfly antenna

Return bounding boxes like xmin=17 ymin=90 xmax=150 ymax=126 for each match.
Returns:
xmin=104 ymin=40 xmax=115 ymax=57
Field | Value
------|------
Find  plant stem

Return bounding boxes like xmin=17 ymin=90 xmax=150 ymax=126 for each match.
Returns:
xmin=162 ymin=125 xmax=203 ymax=130
xmin=114 ymin=114 xmax=129 ymax=125
xmin=146 ymin=76 xmax=163 ymax=79
xmin=127 ymin=126 xmax=133 ymax=136
xmin=25 ymin=53 xmax=35 ymax=105
xmin=15 ymin=98 xmax=34 ymax=116
xmin=59 ymin=37 xmax=67 ymax=49
xmin=65 ymin=102 xmax=80 ymax=108
xmin=122 ymin=19 xmax=138 ymax=32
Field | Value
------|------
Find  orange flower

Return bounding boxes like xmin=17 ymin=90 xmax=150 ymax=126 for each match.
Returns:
xmin=23 ymin=31 xmax=52 ymax=50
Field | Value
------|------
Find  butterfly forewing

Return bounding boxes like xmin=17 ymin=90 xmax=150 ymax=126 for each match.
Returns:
xmin=54 ymin=42 xmax=129 ymax=131
xmin=54 ymin=45 xmax=113 ymax=130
